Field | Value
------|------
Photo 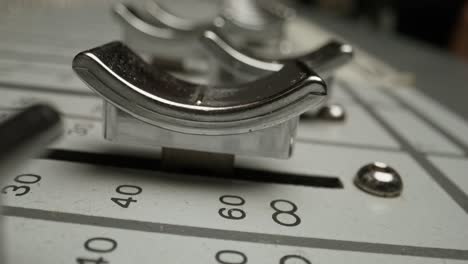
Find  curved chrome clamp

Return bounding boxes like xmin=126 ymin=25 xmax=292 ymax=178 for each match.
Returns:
xmin=72 ymin=42 xmax=326 ymax=161
xmin=201 ymin=30 xmax=353 ymax=121
xmin=201 ymin=30 xmax=354 ymax=82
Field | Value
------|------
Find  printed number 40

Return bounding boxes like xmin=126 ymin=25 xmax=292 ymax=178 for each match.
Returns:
xmin=110 ymin=185 xmax=142 ymax=209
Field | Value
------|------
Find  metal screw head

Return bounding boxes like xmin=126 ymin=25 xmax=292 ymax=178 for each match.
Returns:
xmin=354 ymin=162 xmax=403 ymax=197
xmin=316 ymin=104 xmax=346 ymax=121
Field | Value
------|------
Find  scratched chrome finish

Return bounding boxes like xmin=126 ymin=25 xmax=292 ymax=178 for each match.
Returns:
xmin=202 ymin=30 xmax=354 ymax=80
xmin=72 ymin=41 xmax=326 ymax=135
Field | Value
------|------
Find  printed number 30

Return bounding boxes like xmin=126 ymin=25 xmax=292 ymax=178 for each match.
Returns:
xmin=1 ymin=174 xmax=41 ymax=197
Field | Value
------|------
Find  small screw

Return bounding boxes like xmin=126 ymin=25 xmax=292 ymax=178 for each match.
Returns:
xmin=354 ymin=162 xmax=403 ymax=197
xmin=316 ymin=104 xmax=346 ymax=121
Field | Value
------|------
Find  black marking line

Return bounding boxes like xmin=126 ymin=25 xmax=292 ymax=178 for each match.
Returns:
xmin=43 ymin=149 xmax=343 ymax=189
xmin=341 ymin=82 xmax=468 ymax=214
xmin=0 ymin=81 xmax=97 ymax=97
xmin=2 ymin=206 xmax=467 ymax=260
xmin=383 ymin=89 xmax=468 ymax=157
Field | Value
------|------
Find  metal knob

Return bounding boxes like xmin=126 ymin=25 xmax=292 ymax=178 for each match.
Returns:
xmin=354 ymin=162 xmax=403 ymax=197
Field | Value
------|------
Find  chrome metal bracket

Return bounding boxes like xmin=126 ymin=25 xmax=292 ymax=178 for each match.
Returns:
xmin=201 ymin=30 xmax=353 ymax=120
xmin=72 ymin=42 xmax=326 ymax=160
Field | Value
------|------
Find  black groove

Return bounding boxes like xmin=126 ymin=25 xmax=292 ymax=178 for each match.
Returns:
xmin=43 ymin=149 xmax=343 ymax=189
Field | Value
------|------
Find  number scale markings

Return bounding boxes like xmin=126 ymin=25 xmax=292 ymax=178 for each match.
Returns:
xmin=5 ymin=217 xmax=467 ymax=263
xmin=1 ymin=149 xmax=468 ymax=253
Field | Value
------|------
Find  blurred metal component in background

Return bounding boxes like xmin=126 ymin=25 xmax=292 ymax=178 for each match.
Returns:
xmin=201 ymin=30 xmax=353 ymax=81
xmin=216 ymin=0 xmax=295 ymax=57
xmin=112 ymin=0 xmax=296 ymax=79
xmin=112 ymin=2 xmax=210 ymax=75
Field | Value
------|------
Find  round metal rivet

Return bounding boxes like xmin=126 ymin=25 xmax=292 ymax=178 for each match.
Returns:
xmin=354 ymin=162 xmax=403 ymax=197
xmin=316 ymin=104 xmax=346 ymax=121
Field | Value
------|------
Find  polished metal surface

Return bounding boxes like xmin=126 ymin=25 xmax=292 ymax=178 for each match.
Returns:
xmin=113 ymin=0 xmax=291 ymax=67
xmin=354 ymin=162 xmax=403 ymax=197
xmin=103 ymin=103 xmax=297 ymax=158
xmin=113 ymin=2 xmax=204 ymax=64
xmin=145 ymin=0 xmax=216 ymax=32
xmin=221 ymin=0 xmax=285 ymax=31
xmin=202 ymin=30 xmax=282 ymax=79
xmin=71 ymin=1 xmax=339 ymax=159
xmin=201 ymin=30 xmax=354 ymax=81
xmin=114 ymin=3 xmax=178 ymax=40
xmin=217 ymin=0 xmax=289 ymax=56
xmin=73 ymin=41 xmax=326 ymax=135
xmin=145 ymin=0 xmax=291 ymax=36
xmin=315 ymin=103 xmax=346 ymax=121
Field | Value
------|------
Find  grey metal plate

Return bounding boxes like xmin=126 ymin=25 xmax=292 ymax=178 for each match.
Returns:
xmin=0 ymin=1 xmax=467 ymax=263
